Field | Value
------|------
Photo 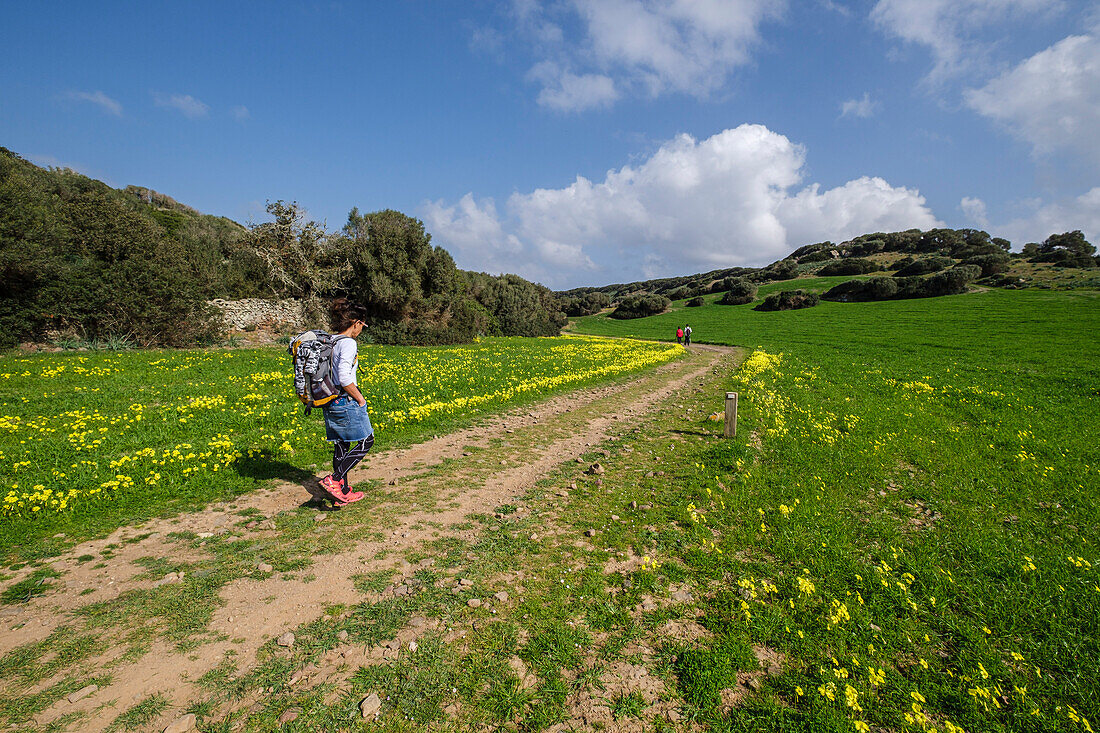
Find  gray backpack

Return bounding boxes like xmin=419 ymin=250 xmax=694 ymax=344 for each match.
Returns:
xmin=288 ymin=331 xmax=348 ymax=414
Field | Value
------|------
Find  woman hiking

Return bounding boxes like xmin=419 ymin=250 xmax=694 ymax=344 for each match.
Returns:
xmin=316 ymin=298 xmax=375 ymax=506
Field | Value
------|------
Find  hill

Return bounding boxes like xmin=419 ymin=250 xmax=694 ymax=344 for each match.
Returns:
xmin=556 ymin=228 xmax=1099 ymax=317
xmin=0 ymin=148 xmax=564 ymax=349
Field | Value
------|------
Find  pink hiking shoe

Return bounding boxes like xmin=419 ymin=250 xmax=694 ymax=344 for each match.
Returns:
xmin=320 ymin=474 xmax=364 ymax=507
xmin=333 ymin=489 xmax=365 ymax=507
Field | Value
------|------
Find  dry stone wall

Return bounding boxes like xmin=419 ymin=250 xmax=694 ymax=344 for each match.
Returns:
xmin=209 ymin=298 xmax=307 ymax=332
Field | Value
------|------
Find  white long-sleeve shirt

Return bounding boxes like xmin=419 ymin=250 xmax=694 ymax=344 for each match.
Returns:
xmin=332 ymin=337 xmax=359 ymax=388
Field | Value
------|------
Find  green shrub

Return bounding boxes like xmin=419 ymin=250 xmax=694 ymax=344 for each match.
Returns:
xmin=826 ymin=266 xmax=980 ymax=302
xmin=849 ymin=238 xmax=885 ymax=257
xmin=798 ymin=250 xmax=831 ymax=263
xmin=718 ymin=278 xmax=757 ymax=305
xmin=818 ymin=258 xmax=880 ymax=276
xmin=686 ymin=296 xmax=705 ymax=307
xmin=666 ymin=286 xmax=691 ymax=301
xmin=822 ymin=276 xmax=898 ymax=302
xmin=756 ymin=259 xmax=799 ymax=281
xmin=981 ymin=274 xmax=1031 ymax=289
xmin=893 ymin=255 xmax=955 ymax=277
xmin=610 ymin=294 xmax=670 ymax=319
xmin=963 ymin=253 xmax=1011 ymax=277
xmin=755 ymin=290 xmax=820 ymax=311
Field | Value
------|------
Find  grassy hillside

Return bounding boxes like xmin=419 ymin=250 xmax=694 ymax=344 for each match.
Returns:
xmin=569 ymin=287 xmax=1100 ymax=730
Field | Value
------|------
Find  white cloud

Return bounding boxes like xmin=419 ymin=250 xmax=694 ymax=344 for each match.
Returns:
xmin=870 ymin=0 xmax=1062 ymax=82
xmin=423 ymin=124 xmax=940 ymax=287
xmin=155 ymin=93 xmax=210 ymax=119
xmin=519 ymin=0 xmax=785 ymax=110
xmin=840 ymin=92 xmax=878 ymax=118
xmin=821 ymin=0 xmax=853 ymax=17
xmin=960 ymin=196 xmax=989 ymax=226
xmin=997 ymin=187 xmax=1100 ymax=247
xmin=231 ymin=105 xmax=250 ymax=122
xmin=529 ymin=62 xmax=619 ymax=111
xmin=965 ymin=33 xmax=1100 ymax=168
xmin=469 ymin=25 xmax=505 ymax=60
xmin=422 ymin=194 xmax=534 ymax=274
xmin=777 ymin=177 xmax=940 ymax=247
xmin=64 ymin=90 xmax=122 ymax=116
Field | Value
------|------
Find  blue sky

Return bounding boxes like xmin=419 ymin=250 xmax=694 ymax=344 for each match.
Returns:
xmin=1 ymin=1 xmax=1097 ymax=288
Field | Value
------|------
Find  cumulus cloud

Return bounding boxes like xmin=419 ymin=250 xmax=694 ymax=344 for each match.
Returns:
xmin=518 ymin=0 xmax=785 ymax=110
xmin=840 ymin=92 xmax=878 ymax=118
xmin=64 ymin=90 xmax=122 ymax=116
xmin=960 ymin=196 xmax=989 ymax=226
xmin=997 ymin=187 xmax=1100 ymax=247
xmin=423 ymin=124 xmax=940 ymax=287
xmin=155 ymin=93 xmax=210 ymax=119
xmin=965 ymin=33 xmax=1100 ymax=168
xmin=870 ymin=0 xmax=1062 ymax=82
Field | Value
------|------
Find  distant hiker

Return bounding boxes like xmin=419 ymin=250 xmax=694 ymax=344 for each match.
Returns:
xmin=684 ymin=325 xmax=692 ymax=346
xmin=311 ymin=298 xmax=375 ymax=506
xmin=676 ymin=327 xmax=684 ymax=344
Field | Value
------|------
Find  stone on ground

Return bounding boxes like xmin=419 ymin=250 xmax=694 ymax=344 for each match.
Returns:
xmin=360 ymin=693 xmax=382 ymax=718
xmin=163 ymin=714 xmax=197 ymax=733
xmin=67 ymin=684 xmax=97 ymax=703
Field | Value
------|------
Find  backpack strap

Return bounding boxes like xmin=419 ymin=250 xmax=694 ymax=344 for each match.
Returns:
xmin=327 ymin=334 xmax=355 ymax=396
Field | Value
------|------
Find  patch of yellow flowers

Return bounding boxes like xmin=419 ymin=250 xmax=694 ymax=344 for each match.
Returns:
xmin=2 ymin=336 xmax=679 ymax=518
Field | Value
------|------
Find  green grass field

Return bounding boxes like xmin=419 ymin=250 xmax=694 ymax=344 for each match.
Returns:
xmin=0 ymin=336 xmax=679 ymax=558
xmin=1 ymin=285 xmax=1097 ymax=733
xmin=568 ymin=285 xmax=1100 ymax=731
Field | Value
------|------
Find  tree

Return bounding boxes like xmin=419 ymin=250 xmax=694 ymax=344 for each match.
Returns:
xmin=1031 ymin=231 xmax=1096 ymax=268
xmin=335 ymin=208 xmax=445 ymax=323
xmin=1039 ymin=230 xmax=1094 ymax=256
xmin=466 ymin=272 xmax=565 ymax=336
xmin=246 ymin=200 xmax=329 ymax=298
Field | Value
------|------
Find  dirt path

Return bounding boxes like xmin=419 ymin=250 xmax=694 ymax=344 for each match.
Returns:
xmin=5 ymin=344 xmax=741 ymax=732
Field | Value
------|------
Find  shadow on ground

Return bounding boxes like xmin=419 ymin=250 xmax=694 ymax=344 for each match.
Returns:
xmin=232 ymin=455 xmax=316 ymax=484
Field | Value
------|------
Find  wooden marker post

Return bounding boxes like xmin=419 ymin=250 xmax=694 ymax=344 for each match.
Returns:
xmin=724 ymin=392 xmax=738 ymax=438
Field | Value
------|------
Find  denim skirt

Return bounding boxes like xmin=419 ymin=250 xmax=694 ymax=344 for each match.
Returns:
xmin=322 ymin=395 xmax=374 ymax=442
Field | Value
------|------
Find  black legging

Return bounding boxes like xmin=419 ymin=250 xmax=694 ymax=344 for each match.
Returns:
xmin=332 ymin=434 xmax=374 ymax=486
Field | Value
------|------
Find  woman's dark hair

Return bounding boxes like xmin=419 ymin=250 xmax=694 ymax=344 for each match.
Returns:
xmin=329 ymin=298 xmax=369 ymax=333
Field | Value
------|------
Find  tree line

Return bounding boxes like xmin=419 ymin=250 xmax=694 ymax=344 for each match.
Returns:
xmin=0 ymin=148 xmax=564 ymax=348
xmin=556 ymin=226 xmax=1096 ymax=319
